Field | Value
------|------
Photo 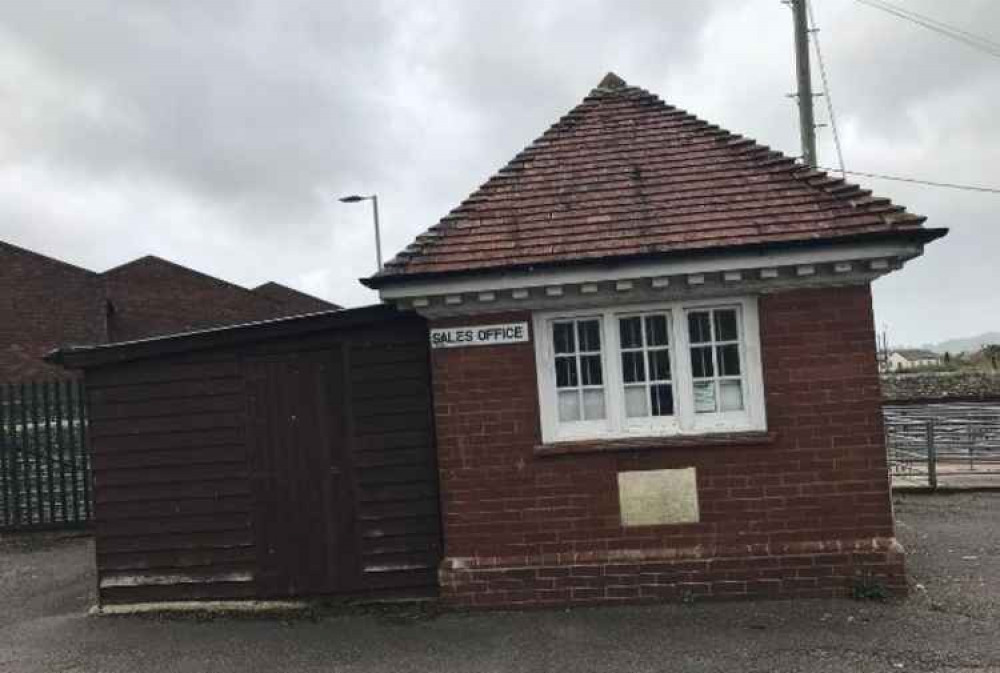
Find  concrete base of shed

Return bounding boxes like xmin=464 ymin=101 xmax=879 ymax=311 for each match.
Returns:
xmin=439 ymin=537 xmax=907 ymax=609
xmin=91 ymin=594 xmax=440 ymax=617
xmin=91 ymin=600 xmax=314 ymax=617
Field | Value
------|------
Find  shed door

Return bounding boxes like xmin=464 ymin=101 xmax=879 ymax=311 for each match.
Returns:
xmin=245 ymin=348 xmax=359 ymax=597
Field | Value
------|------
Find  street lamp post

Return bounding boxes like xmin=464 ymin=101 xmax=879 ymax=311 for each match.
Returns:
xmin=338 ymin=194 xmax=382 ymax=272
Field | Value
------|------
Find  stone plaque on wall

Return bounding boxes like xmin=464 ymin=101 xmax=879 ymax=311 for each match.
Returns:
xmin=617 ymin=468 xmax=699 ymax=527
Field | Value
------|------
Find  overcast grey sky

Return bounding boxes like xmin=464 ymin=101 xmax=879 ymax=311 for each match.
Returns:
xmin=0 ymin=0 xmax=996 ymax=346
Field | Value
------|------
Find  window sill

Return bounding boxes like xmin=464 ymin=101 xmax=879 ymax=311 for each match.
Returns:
xmin=534 ymin=430 xmax=777 ymax=457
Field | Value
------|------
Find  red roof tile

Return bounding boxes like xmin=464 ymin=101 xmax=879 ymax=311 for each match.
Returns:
xmin=365 ymin=73 xmax=943 ymax=287
xmin=253 ymin=281 xmax=341 ymax=313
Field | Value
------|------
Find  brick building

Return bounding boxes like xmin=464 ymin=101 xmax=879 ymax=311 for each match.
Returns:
xmin=0 ymin=242 xmax=338 ymax=381
xmin=0 ymin=242 xmax=107 ymax=382
xmin=52 ymin=72 xmax=946 ymax=610
xmin=364 ymin=73 xmax=947 ymax=607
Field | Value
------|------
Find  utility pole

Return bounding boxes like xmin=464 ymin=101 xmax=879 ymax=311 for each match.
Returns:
xmin=791 ymin=0 xmax=817 ymax=167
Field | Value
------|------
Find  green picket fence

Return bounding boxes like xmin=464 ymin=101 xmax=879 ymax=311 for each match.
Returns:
xmin=0 ymin=380 xmax=91 ymax=530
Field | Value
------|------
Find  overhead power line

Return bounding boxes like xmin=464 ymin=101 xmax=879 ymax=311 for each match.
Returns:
xmin=854 ymin=0 xmax=1000 ymax=59
xmin=859 ymin=0 xmax=1000 ymax=51
xmin=839 ymin=2 xmax=1000 ymax=196
xmin=805 ymin=0 xmax=846 ymax=178
xmin=855 ymin=0 xmax=1000 ymax=54
xmin=817 ymin=167 xmax=1000 ymax=194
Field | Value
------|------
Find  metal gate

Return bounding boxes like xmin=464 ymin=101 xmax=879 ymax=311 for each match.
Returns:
xmin=885 ymin=401 xmax=1000 ymax=488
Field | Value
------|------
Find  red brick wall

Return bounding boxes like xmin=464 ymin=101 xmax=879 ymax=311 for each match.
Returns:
xmin=430 ymin=285 xmax=904 ymax=608
xmin=0 ymin=244 xmax=106 ymax=381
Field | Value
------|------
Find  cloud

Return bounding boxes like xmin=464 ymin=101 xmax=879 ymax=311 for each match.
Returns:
xmin=0 ymin=0 xmax=996 ymax=343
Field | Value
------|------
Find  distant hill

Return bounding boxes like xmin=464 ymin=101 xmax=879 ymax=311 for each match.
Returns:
xmin=919 ymin=332 xmax=1000 ymax=355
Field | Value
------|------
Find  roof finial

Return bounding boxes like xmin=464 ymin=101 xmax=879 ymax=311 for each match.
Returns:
xmin=597 ymin=72 xmax=627 ymax=91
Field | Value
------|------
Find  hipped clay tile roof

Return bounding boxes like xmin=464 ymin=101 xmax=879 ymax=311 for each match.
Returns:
xmin=364 ymin=72 xmax=943 ymax=288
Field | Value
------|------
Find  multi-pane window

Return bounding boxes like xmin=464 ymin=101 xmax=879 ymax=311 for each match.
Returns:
xmin=536 ymin=298 xmax=763 ymax=443
xmin=687 ymin=308 xmax=744 ymax=413
xmin=619 ymin=314 xmax=673 ymax=418
xmin=553 ymin=319 xmax=606 ymax=422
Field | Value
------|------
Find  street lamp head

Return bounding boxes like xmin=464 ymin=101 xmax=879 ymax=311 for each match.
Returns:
xmin=335 ymin=192 xmax=382 ymax=272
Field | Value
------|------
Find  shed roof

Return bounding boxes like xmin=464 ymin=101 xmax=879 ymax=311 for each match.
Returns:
xmin=47 ymin=304 xmax=413 ymax=369
xmin=365 ymin=72 xmax=943 ymax=288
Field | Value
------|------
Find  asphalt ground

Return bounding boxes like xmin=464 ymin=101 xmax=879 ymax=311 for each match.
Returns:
xmin=0 ymin=491 xmax=997 ymax=673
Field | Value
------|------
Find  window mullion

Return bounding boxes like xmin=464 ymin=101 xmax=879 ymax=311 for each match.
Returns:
xmin=674 ymin=309 xmax=693 ymax=432
xmin=707 ymin=311 xmax=721 ymax=414
xmin=603 ymin=310 xmax=623 ymax=434
xmin=575 ymin=345 xmax=583 ymax=396
xmin=575 ymin=327 xmax=583 ymax=420
xmin=639 ymin=316 xmax=649 ymax=421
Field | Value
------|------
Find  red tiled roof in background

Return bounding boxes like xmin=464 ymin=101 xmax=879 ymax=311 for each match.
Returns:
xmin=0 ymin=239 xmax=342 ymax=380
xmin=253 ymin=281 xmax=342 ymax=313
xmin=101 ymin=256 xmax=340 ymax=341
xmin=365 ymin=73 xmax=943 ymax=287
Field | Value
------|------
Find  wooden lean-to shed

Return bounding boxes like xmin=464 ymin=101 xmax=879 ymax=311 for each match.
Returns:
xmin=51 ymin=305 xmax=442 ymax=605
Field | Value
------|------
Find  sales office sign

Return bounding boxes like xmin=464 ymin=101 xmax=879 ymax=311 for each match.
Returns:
xmin=430 ymin=322 xmax=530 ymax=349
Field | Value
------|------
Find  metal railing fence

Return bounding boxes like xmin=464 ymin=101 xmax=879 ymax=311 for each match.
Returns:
xmin=885 ymin=402 xmax=1000 ymax=488
xmin=0 ymin=379 xmax=91 ymax=530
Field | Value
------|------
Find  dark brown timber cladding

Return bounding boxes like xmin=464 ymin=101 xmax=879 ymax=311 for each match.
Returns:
xmin=349 ymin=328 xmax=441 ymax=596
xmin=84 ymin=310 xmax=440 ymax=604
xmin=87 ymin=354 xmax=256 ymax=604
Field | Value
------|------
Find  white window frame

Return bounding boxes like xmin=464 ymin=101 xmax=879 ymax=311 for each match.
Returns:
xmin=550 ymin=316 xmax=608 ymax=436
xmin=533 ymin=296 xmax=766 ymax=444
xmin=615 ymin=310 xmax=680 ymax=437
